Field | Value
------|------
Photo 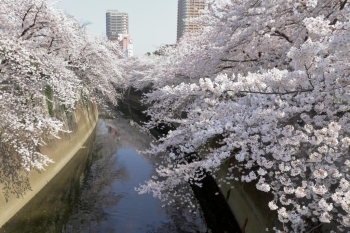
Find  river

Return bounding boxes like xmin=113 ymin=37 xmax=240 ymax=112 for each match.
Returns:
xmin=0 ymin=115 xmax=207 ymax=233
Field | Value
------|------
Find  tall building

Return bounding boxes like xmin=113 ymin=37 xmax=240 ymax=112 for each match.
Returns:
xmin=106 ymin=10 xmax=133 ymax=57
xmin=106 ymin=10 xmax=129 ymax=40
xmin=177 ymin=0 xmax=206 ymax=41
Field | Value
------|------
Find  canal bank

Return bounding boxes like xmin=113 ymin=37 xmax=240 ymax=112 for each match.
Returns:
xmin=0 ymin=101 xmax=98 ymax=229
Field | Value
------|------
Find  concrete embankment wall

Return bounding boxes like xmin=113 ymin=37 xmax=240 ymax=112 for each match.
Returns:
xmin=214 ymin=159 xmax=279 ymax=232
xmin=0 ymin=101 xmax=98 ymax=228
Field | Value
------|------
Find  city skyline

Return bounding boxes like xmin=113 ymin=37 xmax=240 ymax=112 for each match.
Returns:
xmin=55 ymin=0 xmax=177 ymax=56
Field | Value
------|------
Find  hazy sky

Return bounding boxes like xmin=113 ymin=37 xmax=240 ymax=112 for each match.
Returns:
xmin=55 ymin=0 xmax=178 ymax=56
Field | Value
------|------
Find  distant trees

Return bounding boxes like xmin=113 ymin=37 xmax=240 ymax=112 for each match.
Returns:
xmin=124 ymin=0 xmax=350 ymax=232
xmin=0 ymin=0 xmax=123 ymax=200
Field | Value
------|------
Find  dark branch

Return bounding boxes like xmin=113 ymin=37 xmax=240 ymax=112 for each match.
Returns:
xmin=340 ymin=0 xmax=348 ymax=10
xmin=220 ymin=58 xmax=258 ymax=63
xmin=48 ymin=37 xmax=55 ymax=49
xmin=22 ymin=5 xmax=34 ymax=28
xmin=267 ymin=26 xmax=293 ymax=44
xmin=224 ymin=89 xmax=314 ymax=95
xmin=21 ymin=3 xmax=43 ymax=37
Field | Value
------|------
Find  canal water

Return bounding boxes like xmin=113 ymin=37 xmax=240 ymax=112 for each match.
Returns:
xmin=1 ymin=115 xmax=207 ymax=233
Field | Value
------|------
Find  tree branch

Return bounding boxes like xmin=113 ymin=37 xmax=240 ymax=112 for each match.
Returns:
xmin=267 ymin=26 xmax=293 ymax=44
xmin=220 ymin=58 xmax=258 ymax=63
xmin=21 ymin=5 xmax=34 ymax=28
xmin=224 ymin=89 xmax=314 ymax=95
xmin=340 ymin=0 xmax=348 ymax=10
xmin=21 ymin=3 xmax=43 ymax=37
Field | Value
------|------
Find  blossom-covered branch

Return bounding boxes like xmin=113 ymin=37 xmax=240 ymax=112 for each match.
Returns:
xmin=126 ymin=0 xmax=350 ymax=232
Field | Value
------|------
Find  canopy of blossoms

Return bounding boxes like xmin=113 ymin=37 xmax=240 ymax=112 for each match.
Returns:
xmin=121 ymin=0 xmax=350 ymax=232
xmin=0 ymin=0 xmax=123 ymax=200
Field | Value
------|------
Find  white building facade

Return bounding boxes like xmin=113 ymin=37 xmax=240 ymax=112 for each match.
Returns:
xmin=177 ymin=0 xmax=206 ymax=41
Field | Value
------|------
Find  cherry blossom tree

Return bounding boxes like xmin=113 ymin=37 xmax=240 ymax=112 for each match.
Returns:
xmin=130 ymin=0 xmax=350 ymax=232
xmin=0 ymin=0 xmax=123 ymax=200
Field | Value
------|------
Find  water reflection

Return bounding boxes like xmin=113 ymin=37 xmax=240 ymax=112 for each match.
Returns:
xmin=65 ymin=116 xmax=207 ymax=233
xmin=0 ymin=130 xmax=96 ymax=233
xmin=1 ymin=115 xmax=207 ymax=233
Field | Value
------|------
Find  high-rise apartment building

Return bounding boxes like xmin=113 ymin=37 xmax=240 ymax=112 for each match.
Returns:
xmin=106 ymin=10 xmax=133 ymax=57
xmin=177 ymin=0 xmax=206 ymax=41
xmin=106 ymin=10 xmax=129 ymax=40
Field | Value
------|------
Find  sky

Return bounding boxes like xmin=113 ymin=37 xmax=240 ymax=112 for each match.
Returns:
xmin=54 ymin=0 xmax=178 ymax=56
